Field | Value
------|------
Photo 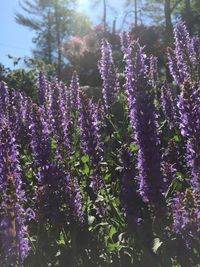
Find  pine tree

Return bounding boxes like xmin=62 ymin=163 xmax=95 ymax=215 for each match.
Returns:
xmin=15 ymin=0 xmax=92 ymax=79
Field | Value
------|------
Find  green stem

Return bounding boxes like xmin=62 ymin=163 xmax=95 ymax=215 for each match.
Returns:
xmin=27 ymin=232 xmax=36 ymax=254
xmin=103 ymin=183 xmax=124 ymax=226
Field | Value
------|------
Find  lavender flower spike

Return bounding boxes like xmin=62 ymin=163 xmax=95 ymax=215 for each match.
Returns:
xmin=149 ymin=55 xmax=158 ymax=88
xmin=172 ymin=189 xmax=200 ymax=247
xmin=99 ymin=39 xmax=119 ymax=112
xmin=168 ymin=22 xmax=196 ymax=84
xmin=78 ymin=94 xmax=103 ymax=193
xmin=28 ymin=102 xmax=51 ymax=166
xmin=0 ymin=81 xmax=10 ymax=117
xmin=69 ymin=71 xmax=80 ymax=112
xmin=161 ymin=82 xmax=177 ymax=129
xmin=0 ymin=118 xmax=30 ymax=266
xmin=120 ymin=146 xmax=143 ymax=229
xmin=66 ymin=175 xmax=85 ymax=225
xmin=122 ymin=34 xmax=164 ymax=206
xmin=38 ymin=70 xmax=48 ymax=106
xmin=178 ymin=80 xmax=200 ymax=191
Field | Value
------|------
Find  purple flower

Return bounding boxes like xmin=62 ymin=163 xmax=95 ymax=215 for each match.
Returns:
xmin=161 ymin=83 xmax=177 ymax=129
xmin=48 ymin=79 xmax=72 ymax=160
xmin=48 ymin=78 xmax=61 ymax=135
xmin=161 ymin=161 xmax=176 ymax=189
xmin=177 ymin=80 xmax=200 ymax=191
xmin=98 ymin=39 xmax=119 ymax=112
xmin=69 ymin=71 xmax=80 ymax=112
xmin=0 ymin=119 xmax=30 ymax=266
xmin=173 ymin=22 xmax=192 ymax=82
xmin=168 ymin=22 xmax=200 ymax=191
xmin=57 ymin=82 xmax=72 ymax=159
xmin=38 ymin=71 xmax=48 ymax=106
xmin=172 ymin=189 xmax=200 ymax=247
xmin=161 ymin=137 xmax=179 ymax=191
xmin=37 ymin=163 xmax=65 ymax=223
xmin=167 ymin=48 xmax=182 ymax=84
xmin=27 ymin=82 xmax=71 ymax=223
xmin=121 ymin=32 xmax=131 ymax=53
xmin=66 ymin=175 xmax=84 ymax=225
xmin=168 ymin=22 xmax=198 ymax=84
xmin=120 ymin=146 xmax=143 ymax=229
xmin=149 ymin=55 xmax=158 ymax=88
xmin=191 ymin=36 xmax=200 ymax=59
xmin=0 ymin=81 xmax=10 ymax=117
xmin=121 ymin=34 xmax=164 ymax=205
xmin=7 ymin=91 xmax=29 ymax=145
xmin=28 ymin=102 xmax=51 ymax=166
xmin=78 ymin=94 xmax=103 ymax=193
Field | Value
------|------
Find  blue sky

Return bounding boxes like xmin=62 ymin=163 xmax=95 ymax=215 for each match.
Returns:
xmin=0 ymin=0 xmax=34 ymax=69
xmin=0 ymin=0 xmax=124 ymax=69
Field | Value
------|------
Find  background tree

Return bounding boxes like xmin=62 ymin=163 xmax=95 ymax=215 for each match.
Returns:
xmin=90 ymin=0 xmax=118 ymax=33
xmin=178 ymin=0 xmax=200 ymax=35
xmin=122 ymin=0 xmax=187 ymax=82
xmin=0 ymin=61 xmax=37 ymax=100
xmin=62 ymin=24 xmax=121 ymax=86
xmin=16 ymin=0 xmax=92 ymax=79
xmin=122 ymin=0 xmax=146 ymax=27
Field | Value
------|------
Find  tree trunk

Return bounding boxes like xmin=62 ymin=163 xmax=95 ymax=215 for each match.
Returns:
xmin=112 ymin=19 xmax=116 ymax=35
xmin=164 ymin=0 xmax=173 ymax=82
xmin=134 ymin=0 xmax=138 ymax=27
xmin=184 ymin=0 xmax=192 ymax=33
xmin=47 ymin=10 xmax=52 ymax=65
xmin=164 ymin=0 xmax=173 ymax=45
xmin=55 ymin=0 xmax=61 ymax=80
xmin=103 ymin=0 xmax=107 ymax=33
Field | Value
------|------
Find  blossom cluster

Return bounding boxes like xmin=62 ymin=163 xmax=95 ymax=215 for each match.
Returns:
xmin=0 ymin=22 xmax=199 ymax=266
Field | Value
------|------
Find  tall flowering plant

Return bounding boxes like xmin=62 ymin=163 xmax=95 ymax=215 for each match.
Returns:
xmin=78 ymin=93 xmax=103 ymax=193
xmin=99 ymin=39 xmax=119 ymax=113
xmin=0 ymin=118 xmax=31 ymax=266
xmin=121 ymin=33 xmax=164 ymax=206
xmin=167 ymin=22 xmax=200 ymax=250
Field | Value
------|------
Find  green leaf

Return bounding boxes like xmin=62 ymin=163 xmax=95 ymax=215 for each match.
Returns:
xmin=109 ymin=226 xmax=117 ymax=239
xmin=165 ymin=175 xmax=188 ymax=198
xmin=81 ymin=154 xmax=90 ymax=163
xmin=173 ymin=135 xmax=180 ymax=142
xmin=105 ymin=135 xmax=110 ymax=143
xmin=107 ymin=243 xmax=122 ymax=252
xmin=82 ymin=164 xmax=90 ymax=175
xmin=57 ymin=232 xmax=65 ymax=245
xmin=51 ymin=138 xmax=57 ymax=150
xmin=129 ymin=143 xmax=138 ymax=152
xmin=104 ymin=174 xmax=111 ymax=182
